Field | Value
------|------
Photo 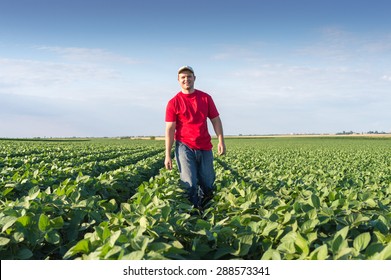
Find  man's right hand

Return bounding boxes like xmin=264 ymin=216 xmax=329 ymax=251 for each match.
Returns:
xmin=165 ymin=156 xmax=173 ymax=170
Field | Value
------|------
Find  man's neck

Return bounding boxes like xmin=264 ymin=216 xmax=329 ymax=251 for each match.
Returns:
xmin=181 ymin=88 xmax=195 ymax=94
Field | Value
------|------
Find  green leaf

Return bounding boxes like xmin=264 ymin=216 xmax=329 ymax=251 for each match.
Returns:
xmin=353 ymin=232 xmax=371 ymax=252
xmin=140 ymin=192 xmax=152 ymax=205
xmin=0 ymin=237 xmax=11 ymax=246
xmin=300 ymin=219 xmax=319 ymax=234
xmin=104 ymin=245 xmax=123 ymax=259
xmin=76 ymin=174 xmax=91 ymax=183
xmin=335 ymin=246 xmax=353 ymax=260
xmin=3 ymin=187 xmax=14 ymax=196
xmin=346 ymin=213 xmax=370 ymax=227
xmin=236 ymin=234 xmax=254 ymax=256
xmin=149 ymin=242 xmax=171 ymax=253
xmin=38 ymin=214 xmax=50 ymax=232
xmin=50 ymin=216 xmax=64 ymax=229
xmin=282 ymin=212 xmax=292 ymax=224
xmin=17 ymin=216 xmax=31 ymax=227
xmin=108 ymin=230 xmax=121 ymax=247
xmin=45 ymin=230 xmax=61 ymax=244
xmin=192 ymin=237 xmax=212 ymax=256
xmin=310 ymin=194 xmax=321 ymax=208
xmin=100 ymin=226 xmax=111 ymax=241
xmin=278 ymin=232 xmax=297 ymax=255
xmin=139 ymin=216 xmax=148 ymax=228
xmin=16 ymin=248 xmax=33 ymax=259
xmin=377 ymin=242 xmax=391 ymax=260
xmin=331 ymin=228 xmax=350 ymax=258
xmin=365 ymin=198 xmax=377 ymax=208
xmin=261 ymin=249 xmax=281 ymax=260
xmin=306 ymin=209 xmax=317 ymax=220
xmin=27 ymin=186 xmax=40 ymax=200
xmin=374 ymin=216 xmax=389 ymax=234
xmin=70 ymin=239 xmax=87 ymax=254
xmin=334 ymin=226 xmax=349 ymax=240
xmin=309 ymin=244 xmax=328 ymax=260
xmin=262 ymin=221 xmax=279 ymax=235
xmin=100 ymin=199 xmax=117 ymax=212
xmin=121 ymin=203 xmax=132 ymax=213
xmin=226 ymin=193 xmax=237 ymax=205
xmin=195 ymin=219 xmax=212 ymax=231
xmin=236 ymin=187 xmax=245 ymax=197
xmin=123 ymin=250 xmax=145 ymax=260
xmin=13 ymin=232 xmax=25 ymax=243
xmin=1 ymin=216 xmax=18 ymax=232
xmin=214 ymin=246 xmax=236 ymax=259
xmin=365 ymin=243 xmax=384 ymax=257
xmin=130 ymin=235 xmax=150 ymax=251
xmin=331 ymin=235 xmax=344 ymax=254
xmin=161 ymin=205 xmax=171 ymax=221
xmin=294 ymin=232 xmax=309 ymax=258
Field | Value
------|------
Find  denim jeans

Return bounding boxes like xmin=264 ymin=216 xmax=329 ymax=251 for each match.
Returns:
xmin=175 ymin=141 xmax=215 ymax=208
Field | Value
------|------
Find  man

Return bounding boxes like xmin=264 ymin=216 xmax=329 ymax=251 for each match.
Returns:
xmin=165 ymin=66 xmax=226 ymax=210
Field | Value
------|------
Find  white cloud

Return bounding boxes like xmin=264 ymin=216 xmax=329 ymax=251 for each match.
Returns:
xmin=0 ymin=115 xmax=82 ymax=138
xmin=382 ymin=75 xmax=391 ymax=81
xmin=2 ymin=28 xmax=391 ymax=137
xmin=0 ymin=45 xmax=146 ymax=101
xmin=0 ymin=45 xmax=167 ymax=137
xmin=0 ymin=57 xmax=121 ymax=96
xmin=35 ymin=46 xmax=141 ymax=65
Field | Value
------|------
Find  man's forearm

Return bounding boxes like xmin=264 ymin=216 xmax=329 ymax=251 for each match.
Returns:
xmin=165 ymin=123 xmax=175 ymax=156
xmin=211 ymin=116 xmax=224 ymax=140
xmin=211 ymin=116 xmax=226 ymax=155
xmin=164 ymin=123 xmax=176 ymax=169
xmin=165 ymin=136 xmax=174 ymax=156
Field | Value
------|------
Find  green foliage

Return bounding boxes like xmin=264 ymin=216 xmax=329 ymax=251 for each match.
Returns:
xmin=1 ymin=137 xmax=391 ymax=259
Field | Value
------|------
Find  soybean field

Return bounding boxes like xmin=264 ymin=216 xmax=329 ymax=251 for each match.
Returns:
xmin=1 ymin=137 xmax=391 ymax=260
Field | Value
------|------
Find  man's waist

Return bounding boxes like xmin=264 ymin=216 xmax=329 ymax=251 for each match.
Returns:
xmin=175 ymin=137 xmax=212 ymax=150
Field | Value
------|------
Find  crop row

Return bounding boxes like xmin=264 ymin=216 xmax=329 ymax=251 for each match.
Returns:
xmin=1 ymin=138 xmax=391 ymax=260
xmin=0 ymin=140 xmax=165 ymax=259
xmin=62 ymin=138 xmax=391 ymax=260
xmin=0 ymin=141 xmax=159 ymax=169
xmin=214 ymin=139 xmax=391 ymax=259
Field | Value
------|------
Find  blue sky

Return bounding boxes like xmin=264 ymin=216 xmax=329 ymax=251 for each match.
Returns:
xmin=1 ymin=0 xmax=390 ymax=137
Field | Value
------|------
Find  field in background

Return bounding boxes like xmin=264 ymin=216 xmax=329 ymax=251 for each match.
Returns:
xmin=1 ymin=136 xmax=391 ymax=260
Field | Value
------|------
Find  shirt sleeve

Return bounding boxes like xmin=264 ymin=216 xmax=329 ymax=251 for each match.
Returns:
xmin=208 ymin=96 xmax=220 ymax=119
xmin=165 ymin=99 xmax=177 ymax=122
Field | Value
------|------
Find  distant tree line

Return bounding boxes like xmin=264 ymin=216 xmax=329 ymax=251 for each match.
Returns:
xmin=336 ymin=130 xmax=388 ymax=135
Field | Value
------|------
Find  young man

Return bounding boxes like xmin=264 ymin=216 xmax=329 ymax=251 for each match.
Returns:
xmin=165 ymin=66 xmax=226 ymax=209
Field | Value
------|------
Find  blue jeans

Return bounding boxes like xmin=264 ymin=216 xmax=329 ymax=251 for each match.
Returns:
xmin=175 ymin=141 xmax=215 ymax=208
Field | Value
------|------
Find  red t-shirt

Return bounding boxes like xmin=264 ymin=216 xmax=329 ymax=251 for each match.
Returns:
xmin=165 ymin=89 xmax=219 ymax=150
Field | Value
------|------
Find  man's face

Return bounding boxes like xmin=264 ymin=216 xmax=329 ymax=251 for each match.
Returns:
xmin=178 ymin=71 xmax=195 ymax=91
